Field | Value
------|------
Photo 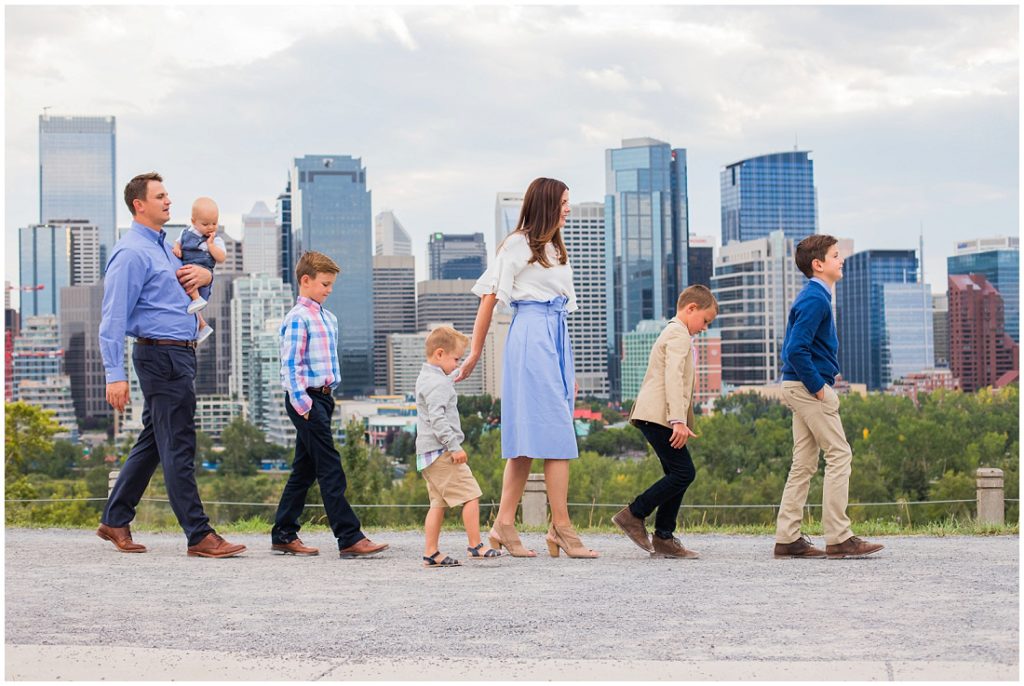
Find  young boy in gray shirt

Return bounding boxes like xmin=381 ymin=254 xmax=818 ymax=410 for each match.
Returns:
xmin=415 ymin=326 xmax=501 ymax=568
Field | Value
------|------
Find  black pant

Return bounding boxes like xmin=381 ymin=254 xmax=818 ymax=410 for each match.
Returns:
xmin=628 ymin=420 xmax=697 ymax=539
xmin=272 ymin=391 xmax=364 ymax=549
xmin=103 ymin=345 xmax=213 ymax=546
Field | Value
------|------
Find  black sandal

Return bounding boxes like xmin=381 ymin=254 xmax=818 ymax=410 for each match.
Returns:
xmin=422 ymin=551 xmax=461 ymax=568
xmin=466 ymin=542 xmax=502 ymax=559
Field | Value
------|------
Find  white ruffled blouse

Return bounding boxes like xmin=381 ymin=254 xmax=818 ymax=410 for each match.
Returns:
xmin=471 ymin=232 xmax=578 ymax=312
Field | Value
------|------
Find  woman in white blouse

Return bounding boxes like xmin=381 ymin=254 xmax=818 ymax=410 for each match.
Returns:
xmin=455 ymin=177 xmax=598 ymax=559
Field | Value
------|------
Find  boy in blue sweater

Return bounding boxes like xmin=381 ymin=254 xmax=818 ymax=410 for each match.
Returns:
xmin=774 ymin=235 xmax=884 ymax=560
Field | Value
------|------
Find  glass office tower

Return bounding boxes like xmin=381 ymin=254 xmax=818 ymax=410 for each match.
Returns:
xmin=720 ymin=151 xmax=816 ymax=245
xmin=39 ymin=115 xmax=117 ymax=265
xmin=428 ymin=233 xmax=487 ymax=280
xmin=290 ymin=155 xmax=374 ymax=396
xmin=605 ymin=137 xmax=689 ymax=399
xmin=836 ymin=249 xmax=921 ymax=390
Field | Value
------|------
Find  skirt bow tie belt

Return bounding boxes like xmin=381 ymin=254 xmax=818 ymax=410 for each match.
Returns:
xmin=501 ymin=296 xmax=579 ymax=460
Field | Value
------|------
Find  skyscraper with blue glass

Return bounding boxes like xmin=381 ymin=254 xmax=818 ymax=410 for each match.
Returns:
xmin=947 ymin=236 xmax=1019 ymax=342
xmin=39 ymin=115 xmax=117 ymax=266
xmin=289 ymin=155 xmax=374 ymax=396
xmin=605 ymin=137 xmax=689 ymax=399
xmin=720 ymin=151 xmax=816 ymax=245
xmin=836 ymin=249 xmax=928 ymax=390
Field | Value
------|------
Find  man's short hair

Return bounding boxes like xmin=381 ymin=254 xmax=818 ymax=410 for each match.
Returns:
xmin=295 ymin=251 xmax=340 ymax=282
xmin=676 ymin=284 xmax=717 ymax=311
xmin=425 ymin=325 xmax=469 ymax=358
xmin=795 ymin=234 xmax=839 ymax=278
xmin=124 ymin=172 xmax=162 ymax=216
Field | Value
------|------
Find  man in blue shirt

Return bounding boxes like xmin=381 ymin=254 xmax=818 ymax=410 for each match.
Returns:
xmin=774 ymin=234 xmax=884 ymax=560
xmin=96 ymin=172 xmax=245 ymax=558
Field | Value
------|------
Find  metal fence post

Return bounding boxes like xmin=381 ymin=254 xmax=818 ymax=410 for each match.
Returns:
xmin=976 ymin=468 xmax=1004 ymax=525
xmin=107 ymin=470 xmax=120 ymax=498
xmin=521 ymin=473 xmax=548 ymax=527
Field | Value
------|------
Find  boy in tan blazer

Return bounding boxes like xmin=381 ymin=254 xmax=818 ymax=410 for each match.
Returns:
xmin=613 ymin=285 xmax=717 ymax=558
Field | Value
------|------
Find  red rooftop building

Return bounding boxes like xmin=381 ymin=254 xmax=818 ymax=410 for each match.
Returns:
xmin=948 ymin=274 xmax=1019 ymax=393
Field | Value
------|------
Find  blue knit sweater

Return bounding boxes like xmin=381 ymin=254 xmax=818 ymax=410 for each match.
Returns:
xmin=780 ymin=279 xmax=839 ymax=394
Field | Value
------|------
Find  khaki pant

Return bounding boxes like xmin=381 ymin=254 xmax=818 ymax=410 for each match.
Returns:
xmin=775 ymin=381 xmax=854 ymax=545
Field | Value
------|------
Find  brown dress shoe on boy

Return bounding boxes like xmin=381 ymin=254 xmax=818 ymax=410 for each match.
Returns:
xmin=651 ymin=535 xmax=700 ymax=559
xmin=612 ymin=506 xmax=654 ymax=552
xmin=774 ymin=534 xmax=827 ymax=559
xmin=187 ymin=532 xmax=247 ymax=558
xmin=826 ymin=536 xmax=884 ymax=559
xmin=271 ymin=538 xmax=319 ymax=556
xmin=96 ymin=523 xmax=147 ymax=553
xmin=338 ymin=538 xmax=389 ymax=558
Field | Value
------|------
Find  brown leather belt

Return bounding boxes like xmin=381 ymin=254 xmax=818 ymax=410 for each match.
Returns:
xmin=307 ymin=385 xmax=333 ymax=395
xmin=136 ymin=337 xmax=197 ymax=349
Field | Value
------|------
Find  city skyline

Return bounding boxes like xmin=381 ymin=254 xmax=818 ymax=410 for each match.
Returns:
xmin=4 ymin=5 xmax=1017 ymax=297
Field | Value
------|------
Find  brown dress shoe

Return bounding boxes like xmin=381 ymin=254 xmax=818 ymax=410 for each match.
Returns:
xmin=338 ymin=538 xmax=389 ymax=558
xmin=96 ymin=523 xmax=147 ymax=553
xmin=612 ymin=506 xmax=654 ymax=552
xmin=651 ymin=535 xmax=700 ymax=559
xmin=774 ymin=534 xmax=827 ymax=559
xmin=826 ymin=536 xmax=884 ymax=559
xmin=271 ymin=538 xmax=319 ymax=556
xmin=187 ymin=532 xmax=247 ymax=558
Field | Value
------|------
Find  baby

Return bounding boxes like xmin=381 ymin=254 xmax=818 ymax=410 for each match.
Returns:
xmin=171 ymin=197 xmax=226 ymax=344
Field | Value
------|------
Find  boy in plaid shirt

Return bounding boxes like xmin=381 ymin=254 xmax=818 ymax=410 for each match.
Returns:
xmin=270 ymin=251 xmax=389 ymax=559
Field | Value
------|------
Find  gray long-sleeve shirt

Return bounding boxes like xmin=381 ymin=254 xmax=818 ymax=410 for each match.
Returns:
xmin=415 ymin=363 xmax=465 ymax=455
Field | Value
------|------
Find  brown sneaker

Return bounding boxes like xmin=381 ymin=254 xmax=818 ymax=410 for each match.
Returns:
xmin=96 ymin=523 xmax=147 ymax=553
xmin=612 ymin=506 xmax=653 ymax=552
xmin=271 ymin=538 xmax=319 ymax=556
xmin=826 ymin=536 xmax=884 ymax=559
xmin=774 ymin=534 xmax=827 ymax=559
xmin=339 ymin=538 xmax=389 ymax=558
xmin=651 ymin=535 xmax=700 ymax=559
xmin=187 ymin=532 xmax=247 ymax=558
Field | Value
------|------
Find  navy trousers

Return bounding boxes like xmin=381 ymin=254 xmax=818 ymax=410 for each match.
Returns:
xmin=272 ymin=391 xmax=365 ymax=550
xmin=102 ymin=344 xmax=213 ymax=546
xmin=628 ymin=420 xmax=697 ymax=539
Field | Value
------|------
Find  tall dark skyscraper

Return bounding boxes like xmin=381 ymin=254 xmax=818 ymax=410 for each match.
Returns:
xmin=720 ymin=151 xmax=817 ymax=245
xmin=428 ymin=233 xmax=487 ymax=280
xmin=39 ymin=114 xmax=116 ymax=265
xmin=687 ymin=235 xmax=714 ymax=288
xmin=290 ymin=155 xmax=373 ymax=396
xmin=277 ymin=178 xmax=294 ymax=289
xmin=836 ymin=249 xmax=924 ymax=390
xmin=605 ymin=137 xmax=689 ymax=399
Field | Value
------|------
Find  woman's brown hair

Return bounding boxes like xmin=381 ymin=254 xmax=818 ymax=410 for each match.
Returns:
xmin=504 ymin=177 xmax=569 ymax=267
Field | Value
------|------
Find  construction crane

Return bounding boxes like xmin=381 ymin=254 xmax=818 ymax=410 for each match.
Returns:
xmin=5 ymin=284 xmax=44 ymax=291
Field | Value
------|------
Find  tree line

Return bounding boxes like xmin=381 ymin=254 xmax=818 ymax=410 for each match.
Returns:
xmin=5 ymin=384 xmax=1018 ymax=529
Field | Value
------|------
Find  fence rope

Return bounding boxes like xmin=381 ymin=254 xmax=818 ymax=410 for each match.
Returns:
xmin=5 ymin=497 xmax=983 ymax=508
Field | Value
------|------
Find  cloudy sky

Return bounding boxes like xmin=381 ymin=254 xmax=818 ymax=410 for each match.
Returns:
xmin=5 ymin=4 xmax=1019 ymax=293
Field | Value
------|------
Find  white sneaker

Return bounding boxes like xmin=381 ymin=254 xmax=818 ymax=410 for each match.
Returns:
xmin=187 ymin=297 xmax=208 ymax=314
xmin=197 ymin=325 xmax=214 ymax=345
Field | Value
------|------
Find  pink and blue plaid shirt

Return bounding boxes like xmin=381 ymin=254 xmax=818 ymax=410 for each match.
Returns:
xmin=280 ymin=296 xmax=340 ymax=415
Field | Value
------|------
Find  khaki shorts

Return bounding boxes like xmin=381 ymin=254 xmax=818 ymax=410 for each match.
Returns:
xmin=422 ymin=452 xmax=483 ymax=508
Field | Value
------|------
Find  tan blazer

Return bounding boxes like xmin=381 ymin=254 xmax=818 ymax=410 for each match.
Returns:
xmin=628 ymin=318 xmax=696 ymax=429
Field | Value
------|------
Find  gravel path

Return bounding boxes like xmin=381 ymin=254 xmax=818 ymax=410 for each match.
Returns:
xmin=5 ymin=528 xmax=1019 ymax=680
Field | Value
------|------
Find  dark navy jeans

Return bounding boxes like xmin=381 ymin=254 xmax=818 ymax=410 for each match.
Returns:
xmin=102 ymin=344 xmax=213 ymax=546
xmin=628 ymin=420 xmax=697 ymax=539
xmin=272 ymin=391 xmax=365 ymax=550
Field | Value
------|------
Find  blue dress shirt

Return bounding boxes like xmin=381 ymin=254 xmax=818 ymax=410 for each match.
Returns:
xmin=99 ymin=221 xmax=204 ymax=383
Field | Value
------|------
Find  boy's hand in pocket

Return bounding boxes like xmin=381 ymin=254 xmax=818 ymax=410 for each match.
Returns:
xmin=451 ymin=450 xmax=468 ymax=464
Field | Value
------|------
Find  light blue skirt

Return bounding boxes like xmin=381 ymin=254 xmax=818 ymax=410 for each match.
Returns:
xmin=501 ymin=296 xmax=578 ymax=460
